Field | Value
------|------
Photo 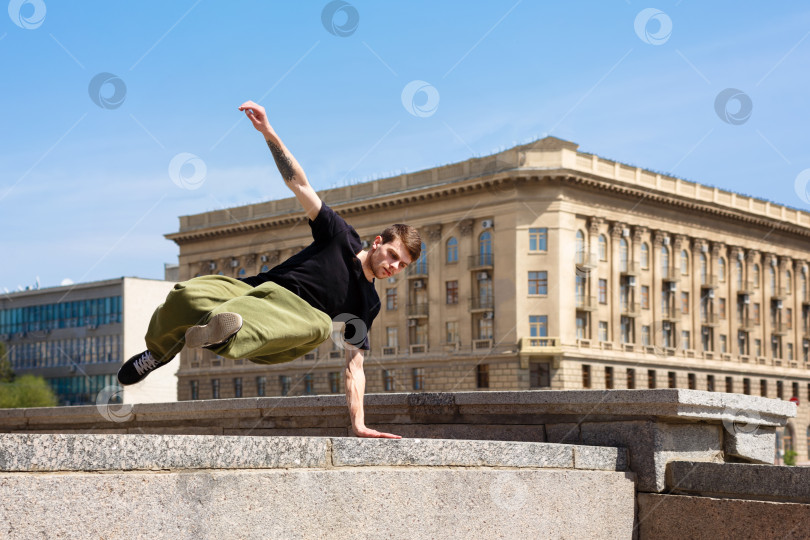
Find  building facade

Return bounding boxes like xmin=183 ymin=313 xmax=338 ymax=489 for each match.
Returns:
xmin=165 ymin=136 xmax=810 ymax=462
xmin=0 ymin=277 xmax=176 ymax=405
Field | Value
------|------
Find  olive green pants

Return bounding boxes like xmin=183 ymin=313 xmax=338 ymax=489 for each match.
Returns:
xmin=145 ymin=275 xmax=333 ymax=365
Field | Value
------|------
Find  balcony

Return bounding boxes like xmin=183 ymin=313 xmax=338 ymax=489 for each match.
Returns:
xmin=382 ymin=346 xmax=398 ymax=356
xmin=662 ymin=267 xmax=681 ymax=282
xmin=469 ymin=295 xmax=494 ymax=312
xmin=701 ymin=312 xmax=722 ymax=327
xmin=738 ymin=317 xmax=755 ymax=331
xmin=738 ymin=281 xmax=754 ymax=295
xmin=662 ymin=306 xmax=682 ymax=322
xmin=468 ymin=253 xmax=494 ymax=270
xmin=518 ymin=337 xmax=562 ymax=368
xmin=700 ymin=275 xmax=719 ymax=289
xmin=576 ymin=295 xmax=598 ymax=312
xmin=771 ymin=287 xmax=787 ymax=301
xmin=472 ymin=339 xmax=493 ymax=350
xmin=620 ymin=261 xmax=640 ymax=277
xmin=406 ymin=303 xmax=429 ymax=318
xmin=771 ymin=322 xmax=789 ymax=336
xmin=409 ymin=344 xmax=427 ymax=354
xmin=407 ymin=264 xmax=428 ymax=279
xmin=621 ymin=302 xmax=640 ymax=317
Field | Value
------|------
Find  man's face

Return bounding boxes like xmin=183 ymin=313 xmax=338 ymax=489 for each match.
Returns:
xmin=369 ymin=236 xmax=412 ymax=279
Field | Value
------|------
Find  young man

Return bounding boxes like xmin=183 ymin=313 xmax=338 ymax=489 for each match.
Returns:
xmin=117 ymin=101 xmax=421 ymax=439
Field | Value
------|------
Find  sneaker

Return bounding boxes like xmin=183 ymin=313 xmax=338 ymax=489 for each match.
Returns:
xmin=185 ymin=312 xmax=243 ymax=350
xmin=117 ymin=350 xmax=172 ymax=386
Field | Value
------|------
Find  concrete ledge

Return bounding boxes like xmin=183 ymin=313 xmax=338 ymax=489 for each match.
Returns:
xmin=667 ymin=461 xmax=810 ymax=504
xmin=0 ymin=433 xmax=627 ymax=472
xmin=0 ymin=468 xmax=637 ymax=540
xmin=638 ymin=493 xmax=810 ymax=540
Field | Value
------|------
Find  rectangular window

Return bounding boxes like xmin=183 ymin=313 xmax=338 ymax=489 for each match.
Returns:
xmin=641 ymin=325 xmax=651 ymax=346
xmin=754 ymin=303 xmax=760 ymax=324
xmin=720 ymin=334 xmax=727 ymax=354
xmin=681 ymin=330 xmax=690 ymax=351
xmin=743 ymin=378 xmax=751 ymax=395
xmin=445 ymin=321 xmax=459 ymax=344
xmin=707 ymin=375 xmax=715 ymax=392
xmin=190 ymin=380 xmax=199 ymax=400
xmin=477 ymin=364 xmax=490 ymax=389
xmin=788 ymin=343 xmax=794 ymax=361
xmin=679 ymin=292 xmax=688 ymax=315
xmin=627 ymin=368 xmax=636 ymax=389
xmin=688 ymin=373 xmax=696 ymax=390
xmin=787 ymin=308 xmax=793 ymax=330
xmin=725 ymin=376 xmax=733 ymax=394
xmin=761 ymin=379 xmax=768 ymax=397
xmin=605 ymin=366 xmax=614 ymax=389
xmin=641 ymin=285 xmax=650 ymax=309
xmin=599 ymin=279 xmax=607 ymax=304
xmin=777 ymin=380 xmax=784 ymax=399
xmin=383 ymin=370 xmax=395 ymax=392
xmin=668 ymin=371 xmax=677 ymax=388
xmin=576 ymin=314 xmax=587 ymax=340
xmin=530 ymin=362 xmax=551 ymax=388
xmin=719 ymin=298 xmax=726 ymax=319
xmin=648 ymin=369 xmax=656 ymax=389
xmin=329 ymin=372 xmax=341 ymax=393
xmin=304 ymin=373 xmax=314 ymax=395
xmin=446 ymin=280 xmax=459 ymax=304
xmin=582 ymin=365 xmax=592 ymax=389
xmin=755 ymin=338 xmax=762 ymax=357
xmin=793 ymin=382 xmax=799 ymax=399
xmin=529 ymin=315 xmax=548 ymax=338
xmin=478 ymin=318 xmax=493 ymax=340
xmin=412 ymin=368 xmax=424 ymax=390
xmin=529 ymin=228 xmax=548 ymax=252
xmin=280 ymin=375 xmax=291 ymax=396
xmin=211 ymin=379 xmax=220 ymax=399
xmin=386 ymin=327 xmax=398 ymax=348
xmin=386 ymin=288 xmax=397 ymax=310
xmin=528 ymin=271 xmax=548 ymax=295
xmin=598 ymin=321 xmax=608 ymax=342
xmin=233 ymin=377 xmax=242 ymax=398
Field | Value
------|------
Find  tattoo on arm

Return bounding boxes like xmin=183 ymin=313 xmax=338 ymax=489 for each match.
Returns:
xmin=267 ymin=140 xmax=296 ymax=183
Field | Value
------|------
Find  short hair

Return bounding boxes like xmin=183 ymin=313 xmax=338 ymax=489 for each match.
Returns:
xmin=380 ymin=224 xmax=421 ymax=262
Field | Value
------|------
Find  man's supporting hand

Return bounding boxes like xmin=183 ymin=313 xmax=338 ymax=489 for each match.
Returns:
xmin=353 ymin=425 xmax=402 ymax=439
xmin=345 ymin=348 xmax=402 ymax=439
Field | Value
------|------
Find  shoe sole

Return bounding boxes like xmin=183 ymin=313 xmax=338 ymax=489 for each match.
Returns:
xmin=185 ymin=312 xmax=243 ymax=349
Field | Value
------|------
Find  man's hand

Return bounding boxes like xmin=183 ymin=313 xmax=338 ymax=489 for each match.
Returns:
xmin=238 ymin=100 xmax=274 ymax=138
xmin=353 ymin=425 xmax=402 ymax=439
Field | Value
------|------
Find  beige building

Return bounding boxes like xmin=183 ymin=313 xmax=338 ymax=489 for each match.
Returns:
xmin=166 ymin=136 xmax=810 ymax=462
xmin=0 ymin=277 xmax=177 ymax=405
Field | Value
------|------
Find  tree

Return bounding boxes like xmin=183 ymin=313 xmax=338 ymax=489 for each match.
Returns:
xmin=0 ymin=375 xmax=58 ymax=408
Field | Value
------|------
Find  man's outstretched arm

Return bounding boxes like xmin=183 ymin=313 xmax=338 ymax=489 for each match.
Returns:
xmin=345 ymin=348 xmax=402 ymax=439
xmin=238 ymin=100 xmax=322 ymax=221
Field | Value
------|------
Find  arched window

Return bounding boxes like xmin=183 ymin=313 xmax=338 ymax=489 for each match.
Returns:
xmin=641 ymin=243 xmax=650 ymax=269
xmin=261 ymin=265 xmax=270 ymax=273
xmin=446 ymin=237 xmax=458 ymax=264
xmin=700 ymin=253 xmax=707 ymax=285
xmin=478 ymin=232 xmax=492 ymax=266
xmin=681 ymin=250 xmax=689 ymax=276
xmin=736 ymin=260 xmax=743 ymax=289
xmin=786 ymin=270 xmax=792 ymax=295
xmin=753 ymin=264 xmax=760 ymax=288
xmin=802 ymin=272 xmax=807 ymax=301
xmin=619 ymin=238 xmax=628 ymax=273
xmin=661 ymin=246 xmax=669 ymax=279
xmin=237 ymin=268 xmax=246 ymax=277
xmin=770 ymin=267 xmax=776 ymax=296
xmin=575 ymin=231 xmax=585 ymax=264
xmin=718 ymin=257 xmax=726 ymax=283
xmin=599 ymin=235 xmax=608 ymax=261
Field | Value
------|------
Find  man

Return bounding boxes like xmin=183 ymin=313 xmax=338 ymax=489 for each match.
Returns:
xmin=117 ymin=101 xmax=421 ymax=439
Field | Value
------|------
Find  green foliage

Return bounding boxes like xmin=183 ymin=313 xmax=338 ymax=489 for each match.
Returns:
xmin=0 ymin=342 xmax=13 ymax=383
xmin=0 ymin=375 xmax=58 ymax=408
xmin=784 ymin=449 xmax=798 ymax=467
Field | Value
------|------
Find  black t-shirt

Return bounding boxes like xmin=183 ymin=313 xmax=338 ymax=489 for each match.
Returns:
xmin=240 ymin=204 xmax=380 ymax=350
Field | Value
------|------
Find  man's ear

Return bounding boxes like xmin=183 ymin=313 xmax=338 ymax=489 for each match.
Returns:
xmin=373 ymin=236 xmax=383 ymax=249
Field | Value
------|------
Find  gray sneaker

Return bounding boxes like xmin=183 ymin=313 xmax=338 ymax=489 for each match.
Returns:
xmin=185 ymin=312 xmax=243 ymax=349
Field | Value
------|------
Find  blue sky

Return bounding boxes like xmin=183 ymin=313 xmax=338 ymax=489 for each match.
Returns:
xmin=2 ymin=1 xmax=810 ymax=291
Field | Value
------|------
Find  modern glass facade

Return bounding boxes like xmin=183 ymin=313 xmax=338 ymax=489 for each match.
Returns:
xmin=6 ymin=335 xmax=123 ymax=369
xmin=0 ymin=296 xmax=122 ymax=335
